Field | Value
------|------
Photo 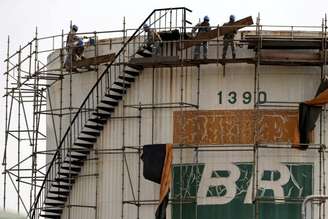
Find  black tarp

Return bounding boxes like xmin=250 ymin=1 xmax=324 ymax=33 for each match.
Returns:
xmin=298 ymin=103 xmax=322 ymax=146
xmin=159 ymin=29 xmax=191 ymax=41
xmin=142 ymin=144 xmax=172 ymax=219
xmin=155 ymin=194 xmax=169 ymax=219
xmin=142 ymin=144 xmax=166 ymax=184
xmin=159 ymin=29 xmax=180 ymax=41
xmin=298 ymin=78 xmax=328 ymax=149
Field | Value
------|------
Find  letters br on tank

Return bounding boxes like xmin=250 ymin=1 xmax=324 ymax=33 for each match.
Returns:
xmin=171 ymin=109 xmax=314 ymax=219
xmin=171 ymin=161 xmax=313 ymax=219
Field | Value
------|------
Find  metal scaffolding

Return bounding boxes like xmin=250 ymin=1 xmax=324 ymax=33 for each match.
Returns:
xmin=2 ymin=7 xmax=328 ymax=219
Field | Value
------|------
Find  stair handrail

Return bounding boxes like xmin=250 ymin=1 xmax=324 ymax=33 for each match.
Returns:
xmin=29 ymin=7 xmax=191 ymax=218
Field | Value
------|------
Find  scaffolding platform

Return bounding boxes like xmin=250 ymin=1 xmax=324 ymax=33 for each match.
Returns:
xmin=243 ymin=36 xmax=327 ymax=50
xmin=129 ymin=55 xmax=325 ymax=68
xmin=73 ymin=53 xmax=116 ymax=68
xmin=130 ymin=56 xmax=255 ymax=67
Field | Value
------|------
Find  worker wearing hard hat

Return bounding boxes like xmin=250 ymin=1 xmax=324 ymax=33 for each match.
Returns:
xmin=192 ymin=15 xmax=211 ymax=59
xmin=143 ymin=24 xmax=163 ymax=56
xmin=65 ymin=24 xmax=85 ymax=70
xmin=222 ymin=15 xmax=237 ymax=60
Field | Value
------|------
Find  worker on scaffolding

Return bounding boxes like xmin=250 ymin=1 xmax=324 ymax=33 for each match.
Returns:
xmin=143 ymin=24 xmax=163 ymax=56
xmin=222 ymin=15 xmax=237 ymax=60
xmin=192 ymin=16 xmax=211 ymax=59
xmin=64 ymin=24 xmax=85 ymax=70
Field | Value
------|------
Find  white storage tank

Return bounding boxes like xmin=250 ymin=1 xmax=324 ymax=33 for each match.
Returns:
xmin=45 ymin=28 xmax=326 ymax=219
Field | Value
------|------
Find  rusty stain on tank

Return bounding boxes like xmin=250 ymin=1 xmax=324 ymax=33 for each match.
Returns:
xmin=173 ymin=109 xmax=303 ymax=145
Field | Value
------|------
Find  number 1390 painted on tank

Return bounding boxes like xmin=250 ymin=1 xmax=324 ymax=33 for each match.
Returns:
xmin=217 ymin=91 xmax=267 ymax=104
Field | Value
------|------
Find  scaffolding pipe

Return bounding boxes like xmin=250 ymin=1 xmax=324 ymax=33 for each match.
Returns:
xmin=17 ymin=45 xmax=22 ymax=213
xmin=302 ymin=195 xmax=328 ymax=219
xmin=3 ymin=35 xmax=10 ymax=210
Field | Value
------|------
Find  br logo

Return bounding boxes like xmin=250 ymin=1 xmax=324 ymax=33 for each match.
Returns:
xmin=173 ymin=161 xmax=313 ymax=205
xmin=172 ymin=162 xmax=313 ymax=219
xmin=198 ymin=162 xmax=292 ymax=205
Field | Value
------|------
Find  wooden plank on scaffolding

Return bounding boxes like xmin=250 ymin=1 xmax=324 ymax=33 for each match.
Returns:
xmin=179 ymin=16 xmax=253 ymax=50
xmin=219 ymin=16 xmax=254 ymax=35
xmin=129 ymin=57 xmax=255 ymax=68
xmin=73 ymin=53 xmax=116 ymax=68
xmin=259 ymin=50 xmax=323 ymax=66
xmin=129 ymin=56 xmax=179 ymax=67
xmin=260 ymin=51 xmax=321 ymax=60
xmin=243 ymin=36 xmax=323 ymax=50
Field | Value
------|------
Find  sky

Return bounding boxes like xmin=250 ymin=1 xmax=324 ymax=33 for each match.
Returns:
xmin=0 ymin=0 xmax=328 ymax=214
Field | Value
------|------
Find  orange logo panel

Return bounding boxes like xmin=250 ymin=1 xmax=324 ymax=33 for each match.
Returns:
xmin=173 ymin=110 xmax=299 ymax=145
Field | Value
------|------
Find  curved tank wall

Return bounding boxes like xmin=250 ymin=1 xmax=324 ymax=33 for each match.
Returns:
xmin=46 ymin=31 xmax=327 ymax=219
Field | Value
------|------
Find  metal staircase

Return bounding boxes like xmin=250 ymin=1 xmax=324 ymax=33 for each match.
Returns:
xmin=39 ymin=63 xmax=144 ymax=219
xmin=29 ymin=7 xmax=191 ymax=219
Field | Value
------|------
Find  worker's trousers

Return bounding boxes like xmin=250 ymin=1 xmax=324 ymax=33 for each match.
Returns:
xmin=152 ymin=41 xmax=161 ymax=56
xmin=194 ymin=42 xmax=208 ymax=59
xmin=145 ymin=40 xmax=161 ymax=56
xmin=222 ymin=38 xmax=236 ymax=59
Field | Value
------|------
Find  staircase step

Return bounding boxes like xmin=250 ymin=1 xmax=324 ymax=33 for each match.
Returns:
xmin=46 ymin=196 xmax=67 ymax=202
xmin=92 ymin=112 xmax=111 ymax=118
xmin=51 ymin=183 xmax=73 ymax=190
xmin=78 ymin=136 xmax=97 ymax=143
xmin=105 ymin=93 xmax=123 ymax=100
xmin=55 ymin=177 xmax=75 ymax=184
xmin=68 ymin=148 xmax=90 ymax=155
xmin=39 ymin=214 xmax=61 ymax=219
xmin=123 ymin=70 xmax=139 ymax=77
xmin=62 ymin=160 xmax=84 ymax=166
xmin=44 ymin=202 xmax=65 ymax=207
xmin=42 ymin=208 xmax=63 ymax=214
xmin=119 ymin=75 xmax=135 ymax=83
xmin=136 ymin=49 xmax=152 ymax=57
xmin=58 ymin=172 xmax=79 ymax=178
xmin=60 ymin=166 xmax=81 ymax=173
xmin=81 ymin=130 xmax=100 ymax=137
xmin=89 ymin=117 xmax=108 ymax=124
xmin=114 ymin=81 xmax=131 ymax=88
xmin=110 ymin=88 xmax=126 ymax=95
xmin=101 ymin=99 xmax=119 ymax=106
xmin=49 ymin=190 xmax=70 ymax=196
xmin=85 ymin=124 xmax=104 ymax=131
xmin=71 ymin=154 xmax=87 ymax=160
xmin=56 ymin=161 xmax=81 ymax=168
xmin=74 ymin=141 xmax=94 ymax=148
xmin=126 ymin=63 xmax=144 ymax=71
xmin=65 ymin=151 xmax=88 ymax=160
xmin=97 ymin=106 xmax=115 ymax=113
xmin=56 ymin=164 xmax=82 ymax=173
